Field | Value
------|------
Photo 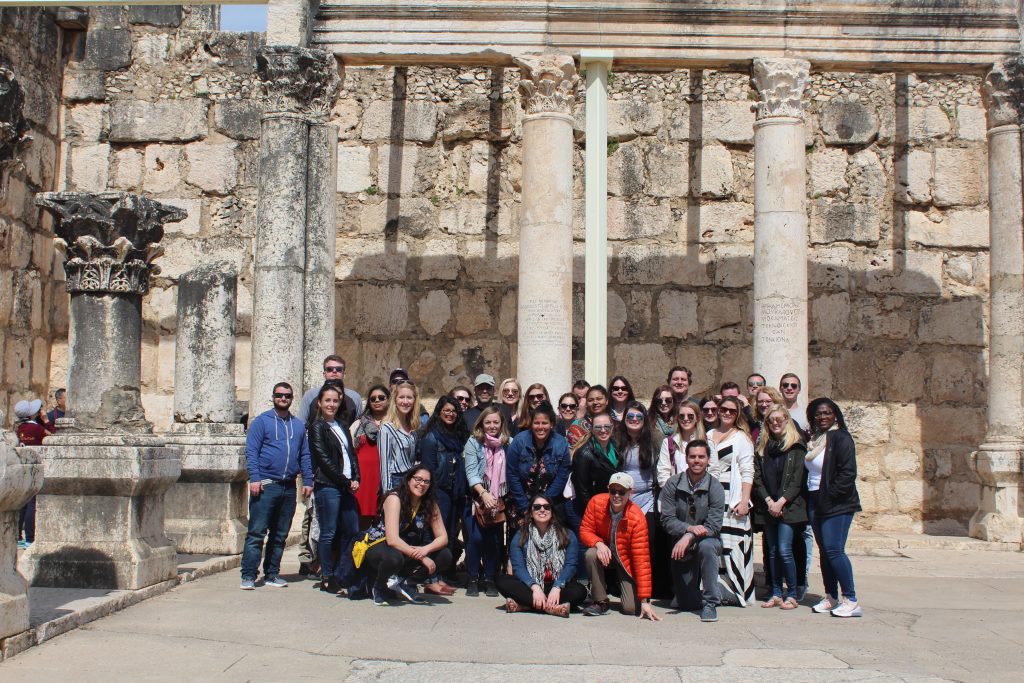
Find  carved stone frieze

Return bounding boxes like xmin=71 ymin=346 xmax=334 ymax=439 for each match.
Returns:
xmin=751 ymin=58 xmax=811 ymax=120
xmin=0 ymin=66 xmax=31 ymax=165
xmin=982 ymin=58 xmax=1024 ymax=129
xmin=35 ymin=192 xmax=185 ymax=295
xmin=257 ymin=45 xmax=341 ymax=121
xmin=515 ymin=52 xmax=579 ymax=116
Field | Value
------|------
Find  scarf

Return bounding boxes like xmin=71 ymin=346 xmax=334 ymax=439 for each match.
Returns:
xmin=434 ymin=426 xmax=463 ymax=454
xmin=593 ymin=438 xmax=618 ymax=468
xmin=483 ymin=434 xmax=507 ymax=497
xmin=356 ymin=414 xmax=380 ymax=445
xmin=806 ymin=424 xmax=837 ymax=461
xmin=655 ymin=416 xmax=674 ymax=438
xmin=525 ymin=524 xmax=564 ymax=586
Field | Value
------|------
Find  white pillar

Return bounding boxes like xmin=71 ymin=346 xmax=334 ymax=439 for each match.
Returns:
xmin=971 ymin=59 xmax=1024 ymax=544
xmin=750 ymin=58 xmax=811 ymax=390
xmin=514 ymin=52 xmax=579 ymax=399
xmin=581 ymin=50 xmax=613 ymax=386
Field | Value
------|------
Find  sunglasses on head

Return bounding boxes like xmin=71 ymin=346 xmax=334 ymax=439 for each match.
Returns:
xmin=532 ymin=503 xmax=552 ymax=511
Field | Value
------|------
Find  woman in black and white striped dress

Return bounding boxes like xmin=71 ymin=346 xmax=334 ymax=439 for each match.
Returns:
xmin=707 ymin=395 xmax=755 ymax=606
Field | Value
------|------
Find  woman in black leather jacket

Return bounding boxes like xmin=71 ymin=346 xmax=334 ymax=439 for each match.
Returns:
xmin=308 ymin=383 xmax=361 ymax=595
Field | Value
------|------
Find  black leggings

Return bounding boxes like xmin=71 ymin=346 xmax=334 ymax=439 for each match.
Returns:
xmin=494 ymin=574 xmax=587 ymax=609
xmin=363 ymin=544 xmax=453 ymax=589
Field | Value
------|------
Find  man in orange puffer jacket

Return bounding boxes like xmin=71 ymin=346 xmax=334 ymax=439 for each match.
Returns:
xmin=579 ymin=472 xmax=661 ymax=620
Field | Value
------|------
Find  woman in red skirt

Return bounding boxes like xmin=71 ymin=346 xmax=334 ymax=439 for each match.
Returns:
xmin=349 ymin=384 xmax=390 ymax=526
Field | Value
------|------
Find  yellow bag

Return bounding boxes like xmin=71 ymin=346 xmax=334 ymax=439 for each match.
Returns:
xmin=352 ymin=500 xmax=420 ymax=569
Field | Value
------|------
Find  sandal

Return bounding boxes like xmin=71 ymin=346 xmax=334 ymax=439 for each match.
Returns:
xmin=424 ymin=582 xmax=457 ymax=596
xmin=544 ymin=603 xmax=570 ymax=618
xmin=506 ymin=598 xmax=522 ymax=613
xmin=761 ymin=596 xmax=783 ymax=608
xmin=780 ymin=597 xmax=799 ymax=610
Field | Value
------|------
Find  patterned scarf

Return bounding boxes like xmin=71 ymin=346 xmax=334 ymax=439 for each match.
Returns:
xmin=483 ymin=434 xmax=507 ymax=497
xmin=806 ymin=424 xmax=837 ymax=461
xmin=525 ymin=524 xmax=564 ymax=586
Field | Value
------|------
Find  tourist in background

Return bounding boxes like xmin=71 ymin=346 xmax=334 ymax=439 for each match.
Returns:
xmin=378 ymin=380 xmax=420 ymax=492
xmin=47 ymin=388 xmax=66 ymax=423
xmin=699 ymin=395 xmax=720 ymax=433
xmin=656 ymin=400 xmax=708 ymax=487
xmin=572 ymin=380 xmax=591 ymax=420
xmin=307 ymin=384 xmax=361 ymax=595
xmin=516 ymin=383 xmax=551 ymax=433
xmin=350 ymin=384 xmax=389 ymax=525
xmin=780 ymin=373 xmax=809 ymax=435
xmin=463 ymin=406 xmax=510 ymax=597
xmin=462 ymin=374 xmax=496 ymax=430
xmin=667 ymin=366 xmax=697 ymax=407
xmin=554 ymin=392 xmax=578 ymax=436
xmin=607 ymin=375 xmax=635 ymax=422
xmin=14 ymin=399 xmax=50 ymax=549
xmin=745 ymin=373 xmax=766 ymax=408
xmin=498 ymin=378 xmax=522 ymax=434
xmin=805 ymin=397 xmax=863 ymax=618
xmin=496 ymin=494 xmax=586 ymax=617
xmin=751 ymin=386 xmax=786 ymax=444
xmin=505 ymin=402 xmax=571 ymax=523
xmin=707 ymin=395 xmax=755 ymax=606
xmin=753 ymin=406 xmax=808 ymax=610
xmin=566 ymin=384 xmax=609 ymax=447
xmin=449 ymin=385 xmax=473 ymax=419
xmin=389 ymin=368 xmax=428 ymax=425
xmin=648 ymin=384 xmax=675 ymax=456
xmin=297 ymin=355 xmax=359 ymax=426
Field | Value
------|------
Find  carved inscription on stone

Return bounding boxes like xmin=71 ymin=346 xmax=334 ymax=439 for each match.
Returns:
xmin=756 ymin=299 xmax=802 ymax=346
xmin=520 ymin=298 xmax=570 ymax=347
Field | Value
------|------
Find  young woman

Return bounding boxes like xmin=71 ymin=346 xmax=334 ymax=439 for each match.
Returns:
xmin=417 ymin=395 xmax=470 ymax=593
xmin=648 ymin=384 xmax=676 ymax=456
xmin=378 ymin=381 xmax=420 ymax=492
xmin=555 ymin=392 xmax=579 ymax=436
xmin=752 ymin=387 xmax=787 ymax=444
xmin=656 ymin=400 xmax=709 ymax=487
xmin=699 ymin=395 xmax=720 ymax=433
xmin=753 ymin=407 xmax=808 ymax=610
xmin=350 ymin=384 xmax=389 ymax=522
xmin=361 ymin=466 xmax=453 ymax=606
xmin=569 ymin=413 xmax=619 ymax=521
xmin=495 ymin=494 xmax=586 ymax=617
xmin=307 ymin=384 xmax=361 ymax=595
xmin=567 ymin=384 xmax=609 ymax=447
xmin=505 ymin=402 xmax=571 ymax=522
xmin=463 ymin=406 xmax=510 ymax=597
xmin=707 ymin=395 xmax=755 ymax=606
xmin=517 ymin=383 xmax=551 ymax=433
xmin=805 ymin=397 xmax=862 ymax=618
xmin=607 ymin=375 xmax=636 ymax=422
xmin=498 ymin=378 xmax=522 ymax=434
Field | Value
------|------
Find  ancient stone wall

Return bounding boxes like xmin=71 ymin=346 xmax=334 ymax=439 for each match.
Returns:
xmin=0 ymin=8 xmax=64 ymax=425
xmin=45 ymin=7 xmax=989 ymax=533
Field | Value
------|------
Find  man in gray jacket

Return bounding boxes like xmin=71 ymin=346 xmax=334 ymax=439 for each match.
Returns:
xmin=659 ymin=439 xmax=725 ymax=622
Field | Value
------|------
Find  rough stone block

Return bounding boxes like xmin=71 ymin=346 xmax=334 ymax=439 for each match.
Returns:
xmin=712 ymin=244 xmax=754 ymax=288
xmin=810 ymin=201 xmax=880 ymax=245
xmin=84 ymin=28 xmax=133 ymax=71
xmin=607 ymin=291 xmax=627 ymax=337
xmin=698 ymin=202 xmax=753 ymax=243
xmin=69 ymin=144 xmax=110 ymax=191
xmin=862 ymin=250 xmax=943 ymax=295
xmin=929 ymin=351 xmax=979 ymax=403
xmin=134 ymin=33 xmax=170 ymax=64
xmin=617 ymin=244 xmax=711 ymax=286
xmin=897 ymin=149 xmax=932 ymax=204
xmin=336 ymin=238 xmax=409 ymax=281
xmin=908 ymin=105 xmax=951 ymax=142
xmin=611 ymin=343 xmax=670 ymax=398
xmin=810 ymin=292 xmax=850 ymax=344
xmin=843 ymin=403 xmax=890 ymax=447
xmin=109 ymin=100 xmax=209 ymax=143
xmin=67 ymin=103 xmax=105 ymax=142
xmin=607 ymin=100 xmax=663 ymax=140
xmin=608 ymin=200 xmax=672 ymax=240
xmin=63 ymin=68 xmax=105 ymax=101
xmin=820 ymin=101 xmax=879 ymax=145
xmin=852 ymin=298 xmax=911 ymax=339
xmin=454 ymin=289 xmax=491 ymax=335
xmin=418 ymin=291 xmax=451 ymax=336
xmin=353 ymin=285 xmax=408 ymax=336
xmin=809 ymin=246 xmax=851 ymax=290
xmin=695 ymin=144 xmax=734 ymax=198
xmin=377 ymin=144 xmax=427 ymax=194
xmin=704 ymin=100 xmax=754 ymax=145
xmin=128 ymin=6 xmax=182 ymax=27
xmin=658 ymin=290 xmax=698 ymax=338
xmin=883 ymin=351 xmax=926 ymax=402
xmin=809 ymin=148 xmax=848 ymax=196
xmin=907 ymin=209 xmax=988 ymax=249
xmin=359 ymin=198 xmax=436 ymax=238
xmin=834 ymin=350 xmax=880 ymax=400
xmin=848 ymin=150 xmax=887 ymax=198
xmin=159 ymin=237 xmax=246 ymax=281
xmin=440 ymin=96 xmax=514 ymax=142
xmin=919 ymin=300 xmax=985 ymax=346
xmin=143 ymin=145 xmax=183 ymax=194
xmin=213 ymin=100 xmax=261 ymax=140
xmin=111 ymin=148 xmax=144 ymax=190
xmin=932 ymin=148 xmax=986 ymax=207
xmin=361 ymin=100 xmax=438 ymax=143
xmin=698 ymin=295 xmax=743 ymax=341
xmin=159 ymin=198 xmax=202 ymax=237
xmin=441 ymin=201 xmax=487 ymax=235
xmin=463 ymin=240 xmax=517 ymax=283
xmin=607 ymin=141 xmax=647 ymax=196
xmin=418 ymin=239 xmax=461 ymax=280
xmin=185 ymin=142 xmax=239 ymax=195
xmin=956 ymin=105 xmax=986 ymax=142
xmin=336 ymin=146 xmax=374 ymax=193
xmin=645 ymin=141 xmax=687 ymax=197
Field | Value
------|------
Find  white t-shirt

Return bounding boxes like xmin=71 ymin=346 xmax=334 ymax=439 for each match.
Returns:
xmin=329 ymin=422 xmax=352 ymax=479
xmin=789 ymin=405 xmax=809 ymax=432
xmin=805 ymin=449 xmax=824 ymax=492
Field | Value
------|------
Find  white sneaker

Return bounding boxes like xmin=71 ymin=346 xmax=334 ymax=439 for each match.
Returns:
xmin=812 ymin=596 xmax=838 ymax=613
xmin=830 ymin=598 xmax=862 ymax=618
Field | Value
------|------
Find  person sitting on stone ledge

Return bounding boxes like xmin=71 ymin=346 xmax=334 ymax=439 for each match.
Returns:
xmin=14 ymin=398 xmax=50 ymax=549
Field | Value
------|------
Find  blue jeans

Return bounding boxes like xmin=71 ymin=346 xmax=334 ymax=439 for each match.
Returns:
xmin=562 ymin=499 xmax=589 ymax=580
xmin=763 ymin=520 xmax=801 ymax=598
xmin=314 ymin=485 xmax=360 ymax=587
xmin=435 ymin=489 xmax=466 ymax=575
xmin=241 ymin=481 xmax=297 ymax=581
xmin=463 ymin=506 xmax=502 ymax=581
xmin=808 ymin=495 xmax=857 ymax=602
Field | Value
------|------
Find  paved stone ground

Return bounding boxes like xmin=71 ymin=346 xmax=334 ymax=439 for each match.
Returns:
xmin=1 ymin=544 xmax=1021 ymax=682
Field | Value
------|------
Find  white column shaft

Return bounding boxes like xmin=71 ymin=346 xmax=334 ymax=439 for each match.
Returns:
xmin=583 ymin=53 xmax=612 ymax=386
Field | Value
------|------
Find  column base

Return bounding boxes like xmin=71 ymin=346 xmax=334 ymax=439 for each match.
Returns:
xmin=18 ymin=436 xmax=181 ymax=590
xmin=0 ymin=445 xmax=43 ymax=639
xmin=164 ymin=424 xmax=248 ymax=555
xmin=969 ymin=442 xmax=1024 ymax=545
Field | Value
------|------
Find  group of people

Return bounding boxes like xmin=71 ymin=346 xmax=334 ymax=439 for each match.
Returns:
xmin=242 ymin=357 xmax=862 ymax=622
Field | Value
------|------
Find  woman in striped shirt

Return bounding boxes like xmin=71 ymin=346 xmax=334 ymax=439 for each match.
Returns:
xmin=378 ymin=381 xmax=420 ymax=493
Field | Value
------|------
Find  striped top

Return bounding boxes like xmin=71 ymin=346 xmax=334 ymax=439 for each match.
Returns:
xmin=378 ymin=422 xmax=416 ymax=487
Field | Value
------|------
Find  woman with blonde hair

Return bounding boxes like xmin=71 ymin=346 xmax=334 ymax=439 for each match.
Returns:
xmin=752 ymin=386 xmax=787 ymax=444
xmin=656 ymin=399 xmax=710 ymax=487
xmin=498 ymin=378 xmax=522 ymax=435
xmin=378 ymin=380 xmax=420 ymax=492
xmin=753 ymin=406 xmax=808 ymax=610
xmin=462 ymin=405 xmax=511 ymax=597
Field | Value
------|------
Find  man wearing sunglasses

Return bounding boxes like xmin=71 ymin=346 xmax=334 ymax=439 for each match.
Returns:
xmin=462 ymin=373 xmax=497 ymax=430
xmin=779 ymin=373 xmax=809 ymax=434
xmin=579 ymin=473 xmax=661 ymax=621
xmin=296 ymin=355 xmax=361 ymax=427
xmin=241 ymin=382 xmax=314 ymax=590
xmin=659 ymin=440 xmax=724 ymax=622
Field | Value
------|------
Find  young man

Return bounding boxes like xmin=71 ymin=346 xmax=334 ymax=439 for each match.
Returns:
xmin=462 ymin=373 xmax=496 ymax=429
xmin=779 ymin=372 xmax=810 ymax=433
xmin=241 ymin=382 xmax=313 ymax=590
xmin=667 ymin=366 xmax=699 ymax=407
xmin=579 ymin=472 xmax=661 ymax=621
xmin=659 ymin=439 xmax=725 ymax=622
xmin=572 ymin=379 xmax=591 ymax=420
xmin=297 ymin=355 xmax=360 ymax=427
xmin=746 ymin=374 xmax=766 ymax=405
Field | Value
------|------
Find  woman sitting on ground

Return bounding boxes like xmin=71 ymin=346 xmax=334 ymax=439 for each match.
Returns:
xmin=361 ymin=465 xmax=453 ymax=606
xmin=496 ymin=494 xmax=586 ymax=617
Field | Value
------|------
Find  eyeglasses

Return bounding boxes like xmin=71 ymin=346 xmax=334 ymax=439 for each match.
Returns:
xmin=273 ymin=392 xmax=293 ymax=399
xmin=411 ymin=475 xmax=431 ymax=485
xmin=719 ymin=407 xmax=738 ymax=416
xmin=528 ymin=393 xmax=545 ymax=401
xmin=702 ymin=407 xmax=718 ymax=414
xmin=757 ymin=399 xmax=773 ymax=406
xmin=782 ymin=382 xmax=799 ymax=389
xmin=440 ymin=409 xmax=458 ymax=417
xmin=502 ymin=389 xmax=519 ymax=397
xmin=324 ymin=365 xmax=345 ymax=373
xmin=655 ymin=397 xmax=673 ymax=406
xmin=611 ymin=385 xmax=628 ymax=392
xmin=454 ymin=395 xmax=470 ymax=404
xmin=747 ymin=380 xmax=765 ymax=388
xmin=531 ymin=503 xmax=552 ymax=511
xmin=593 ymin=424 xmax=614 ymax=433
xmin=608 ymin=487 xmax=628 ymax=497
xmin=559 ymin=402 xmax=577 ymax=411
xmin=369 ymin=395 xmax=388 ymax=402
xmin=625 ymin=412 xmax=645 ymax=423
xmin=679 ymin=414 xmax=696 ymax=423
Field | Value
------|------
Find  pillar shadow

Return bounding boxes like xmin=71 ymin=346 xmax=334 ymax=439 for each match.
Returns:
xmin=384 ymin=66 xmax=408 ymax=253
xmin=31 ymin=547 xmax=118 ymax=589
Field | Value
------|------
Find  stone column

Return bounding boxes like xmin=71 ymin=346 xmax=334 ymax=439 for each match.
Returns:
xmin=971 ymin=59 xmax=1024 ymax=544
xmin=514 ymin=52 xmax=578 ymax=398
xmin=251 ymin=46 xmax=340 ymax=413
xmin=22 ymin=192 xmax=182 ymax=589
xmin=750 ymin=58 xmax=811 ymax=389
xmin=164 ymin=263 xmax=249 ymax=555
xmin=0 ymin=430 xmax=43 ymax=640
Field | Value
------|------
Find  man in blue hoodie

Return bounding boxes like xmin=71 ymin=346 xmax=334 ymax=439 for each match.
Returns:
xmin=240 ymin=382 xmax=313 ymax=589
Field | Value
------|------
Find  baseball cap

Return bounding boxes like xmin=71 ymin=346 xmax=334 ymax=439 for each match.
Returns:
xmin=473 ymin=373 xmax=496 ymax=388
xmin=609 ymin=472 xmax=634 ymax=490
xmin=389 ymin=368 xmax=410 ymax=384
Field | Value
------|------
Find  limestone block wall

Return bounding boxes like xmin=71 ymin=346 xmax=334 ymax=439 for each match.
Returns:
xmin=0 ymin=8 xmax=64 ymax=425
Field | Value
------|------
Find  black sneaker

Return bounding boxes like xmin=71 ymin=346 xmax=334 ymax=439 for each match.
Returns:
xmin=700 ymin=604 xmax=718 ymax=622
xmin=582 ymin=600 xmax=610 ymax=617
xmin=466 ymin=581 xmax=480 ymax=597
xmin=484 ymin=580 xmax=499 ymax=597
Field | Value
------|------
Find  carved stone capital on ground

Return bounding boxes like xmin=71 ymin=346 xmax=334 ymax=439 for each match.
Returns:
xmin=751 ymin=58 xmax=811 ymax=120
xmin=0 ymin=66 xmax=31 ymax=166
xmin=515 ymin=51 xmax=579 ymax=116
xmin=257 ymin=45 xmax=341 ymax=120
xmin=35 ymin=192 xmax=184 ymax=295
xmin=982 ymin=58 xmax=1024 ymax=129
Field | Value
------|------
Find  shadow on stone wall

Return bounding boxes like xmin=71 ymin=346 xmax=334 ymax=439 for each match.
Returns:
xmin=31 ymin=547 xmax=118 ymax=589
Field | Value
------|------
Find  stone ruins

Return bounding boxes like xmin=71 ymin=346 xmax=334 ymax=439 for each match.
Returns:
xmin=1 ymin=0 xmax=1023 ymax=644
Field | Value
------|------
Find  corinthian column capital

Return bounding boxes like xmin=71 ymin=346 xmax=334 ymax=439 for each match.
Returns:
xmin=36 ymin=192 xmax=183 ymax=295
xmin=983 ymin=58 xmax=1024 ymax=129
xmin=751 ymin=58 xmax=811 ymax=121
xmin=515 ymin=52 xmax=579 ymax=116
xmin=257 ymin=45 xmax=341 ymax=121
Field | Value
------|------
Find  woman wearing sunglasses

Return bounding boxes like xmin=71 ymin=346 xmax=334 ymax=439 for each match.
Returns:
xmin=350 ymin=384 xmax=390 ymax=523
xmin=569 ymin=412 xmax=619 ymax=522
xmin=707 ymin=395 xmax=755 ymax=606
xmin=648 ymin=384 xmax=676 ymax=457
xmin=699 ymin=396 xmax=720 ymax=433
xmin=516 ymin=383 xmax=551 ymax=434
xmin=607 ymin=375 xmax=636 ymax=422
xmin=463 ymin=406 xmax=511 ymax=597
xmin=496 ymin=494 xmax=585 ymax=617
xmin=751 ymin=386 xmax=786 ymax=445
xmin=566 ymin=384 xmax=610 ymax=447
xmin=554 ymin=392 xmax=579 ymax=436
xmin=657 ymin=400 xmax=710 ymax=487
xmin=498 ymin=378 xmax=522 ymax=435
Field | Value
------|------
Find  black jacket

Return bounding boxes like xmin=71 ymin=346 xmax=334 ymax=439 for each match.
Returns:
xmin=813 ymin=429 xmax=861 ymax=518
xmin=753 ymin=440 xmax=808 ymax=525
xmin=571 ymin=439 xmax=620 ymax=516
xmin=308 ymin=417 xmax=360 ymax=490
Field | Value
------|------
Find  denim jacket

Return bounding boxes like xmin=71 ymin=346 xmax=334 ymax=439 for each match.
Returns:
xmin=505 ymin=430 xmax=571 ymax=513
